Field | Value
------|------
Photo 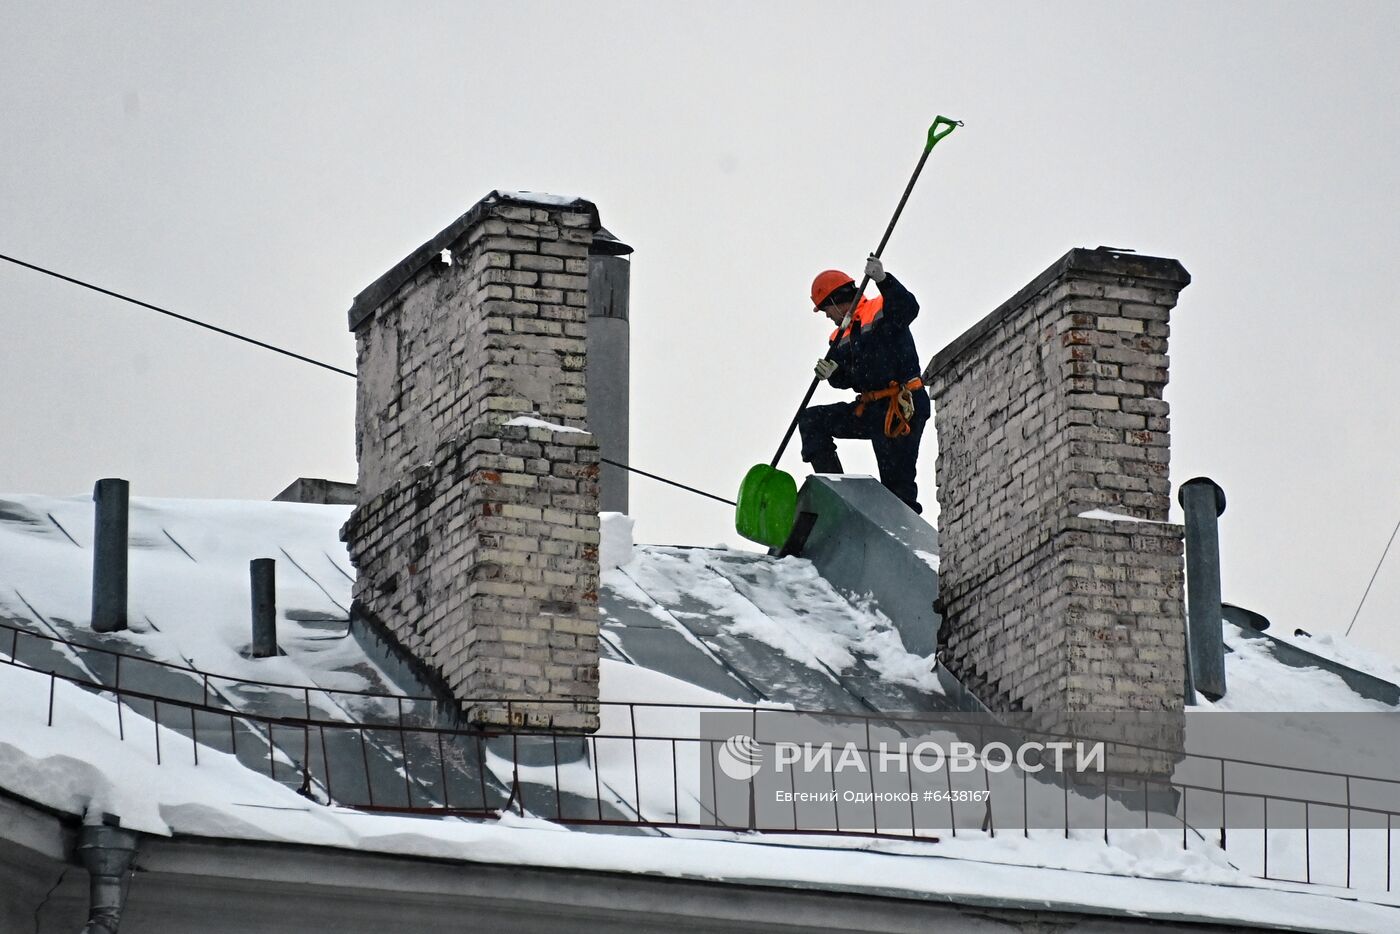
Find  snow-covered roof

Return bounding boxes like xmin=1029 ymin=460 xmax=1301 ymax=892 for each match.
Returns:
xmin=3 ymin=493 xmax=1400 ymax=931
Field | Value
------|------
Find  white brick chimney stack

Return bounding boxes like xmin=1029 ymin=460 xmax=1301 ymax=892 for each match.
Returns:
xmin=342 ymin=191 xmax=603 ymax=732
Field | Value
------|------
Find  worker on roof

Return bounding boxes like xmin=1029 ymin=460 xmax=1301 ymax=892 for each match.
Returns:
xmin=801 ymin=255 xmax=930 ymax=513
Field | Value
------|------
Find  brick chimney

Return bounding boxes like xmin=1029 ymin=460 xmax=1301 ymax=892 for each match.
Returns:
xmin=923 ymin=248 xmax=1190 ymax=716
xmin=341 ymin=192 xmax=602 ymax=732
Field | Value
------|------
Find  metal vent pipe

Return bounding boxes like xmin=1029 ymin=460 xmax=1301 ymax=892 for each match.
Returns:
xmin=251 ymin=558 xmax=278 ymax=657
xmin=1179 ymin=477 xmax=1227 ymax=700
xmin=587 ymin=228 xmax=632 ymax=515
xmin=91 ymin=479 xmax=129 ymax=633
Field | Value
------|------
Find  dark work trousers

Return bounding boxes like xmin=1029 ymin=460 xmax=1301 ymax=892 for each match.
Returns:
xmin=797 ymin=390 xmax=931 ymax=514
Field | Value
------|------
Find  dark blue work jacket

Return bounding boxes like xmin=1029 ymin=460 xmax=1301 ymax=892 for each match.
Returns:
xmin=825 ymin=274 xmax=922 ymax=393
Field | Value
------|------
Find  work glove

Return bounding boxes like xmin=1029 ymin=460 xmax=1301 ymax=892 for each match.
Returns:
xmin=814 ymin=359 xmax=839 ymax=381
xmin=864 ymin=254 xmax=886 ymax=283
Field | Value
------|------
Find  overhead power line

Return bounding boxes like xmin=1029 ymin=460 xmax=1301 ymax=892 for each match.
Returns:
xmin=601 ymin=457 xmax=734 ymax=506
xmin=2 ymin=252 xmax=736 ymax=507
xmin=1344 ymin=513 xmax=1400 ymax=638
xmin=0 ymin=252 xmax=355 ymax=378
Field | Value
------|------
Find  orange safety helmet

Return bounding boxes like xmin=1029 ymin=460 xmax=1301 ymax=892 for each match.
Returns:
xmin=810 ymin=269 xmax=854 ymax=309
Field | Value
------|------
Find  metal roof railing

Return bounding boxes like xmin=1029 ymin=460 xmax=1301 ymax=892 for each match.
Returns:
xmin=4 ymin=630 xmax=1400 ymax=893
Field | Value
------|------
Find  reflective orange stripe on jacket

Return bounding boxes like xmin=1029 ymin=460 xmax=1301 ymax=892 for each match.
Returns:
xmin=828 ymin=295 xmax=885 ymax=345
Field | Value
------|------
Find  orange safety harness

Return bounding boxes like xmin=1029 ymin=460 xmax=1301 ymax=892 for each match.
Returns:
xmin=854 ymin=377 xmax=924 ymax=438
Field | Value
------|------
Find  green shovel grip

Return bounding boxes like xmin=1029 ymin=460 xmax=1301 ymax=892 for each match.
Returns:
xmin=926 ymin=115 xmax=964 ymax=151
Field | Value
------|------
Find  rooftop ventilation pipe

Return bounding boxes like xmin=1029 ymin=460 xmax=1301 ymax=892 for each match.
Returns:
xmin=76 ymin=819 xmax=139 ymax=933
xmin=250 ymin=558 xmax=278 ymax=658
xmin=1179 ymin=477 xmax=1227 ymax=701
xmin=91 ymin=479 xmax=129 ymax=633
xmin=587 ymin=228 xmax=632 ymax=514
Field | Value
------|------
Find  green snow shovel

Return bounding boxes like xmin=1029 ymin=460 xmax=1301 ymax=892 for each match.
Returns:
xmin=734 ymin=115 xmax=962 ymax=549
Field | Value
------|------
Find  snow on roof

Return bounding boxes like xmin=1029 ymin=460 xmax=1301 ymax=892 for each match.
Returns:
xmin=3 ymin=492 xmax=1400 ymax=930
xmin=497 ymin=190 xmax=589 ymax=208
xmin=1271 ymin=627 xmax=1400 ymax=687
xmin=606 ymin=543 xmax=945 ymax=695
xmin=0 ymin=493 xmax=367 ymax=690
xmin=1208 ymin=624 xmax=1400 ymax=713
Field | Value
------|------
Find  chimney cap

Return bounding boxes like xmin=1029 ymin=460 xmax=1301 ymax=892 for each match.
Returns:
xmin=590 ymin=226 xmax=633 ymax=257
xmin=1178 ymin=476 xmax=1226 ymax=516
xmin=348 ymin=190 xmax=605 ymax=331
xmin=924 ymin=247 xmax=1190 ymax=384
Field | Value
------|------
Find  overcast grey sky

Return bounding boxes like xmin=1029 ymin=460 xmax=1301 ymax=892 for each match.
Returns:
xmin=4 ymin=2 xmax=1400 ymax=659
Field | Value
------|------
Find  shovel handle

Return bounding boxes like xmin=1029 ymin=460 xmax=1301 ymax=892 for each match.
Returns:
xmin=769 ymin=116 xmax=961 ymax=468
xmin=768 ymin=272 xmax=872 ymax=468
xmin=926 ymin=115 xmax=963 ymax=151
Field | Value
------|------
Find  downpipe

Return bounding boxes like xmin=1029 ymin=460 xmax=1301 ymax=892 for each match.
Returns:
xmin=76 ymin=822 xmax=139 ymax=934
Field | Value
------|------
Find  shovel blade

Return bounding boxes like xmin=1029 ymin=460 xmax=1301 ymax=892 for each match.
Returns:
xmin=735 ymin=464 xmax=798 ymax=548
